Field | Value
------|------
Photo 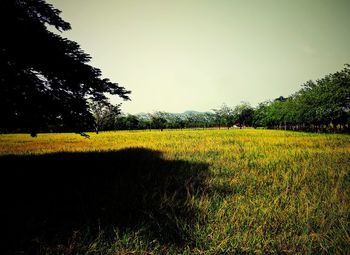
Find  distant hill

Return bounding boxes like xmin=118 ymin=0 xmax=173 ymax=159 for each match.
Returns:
xmin=133 ymin=110 xmax=212 ymax=117
xmin=181 ymin=110 xmax=208 ymax=115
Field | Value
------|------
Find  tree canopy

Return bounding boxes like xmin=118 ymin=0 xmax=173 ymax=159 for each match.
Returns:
xmin=252 ymin=65 xmax=350 ymax=132
xmin=0 ymin=0 xmax=130 ymax=135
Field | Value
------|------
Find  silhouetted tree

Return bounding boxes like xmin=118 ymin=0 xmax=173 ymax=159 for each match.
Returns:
xmin=0 ymin=0 xmax=130 ymax=136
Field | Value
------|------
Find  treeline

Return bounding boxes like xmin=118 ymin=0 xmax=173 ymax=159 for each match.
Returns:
xmin=92 ymin=65 xmax=349 ymax=133
xmin=90 ymin=103 xmax=255 ymax=132
xmin=253 ymin=64 xmax=349 ymax=132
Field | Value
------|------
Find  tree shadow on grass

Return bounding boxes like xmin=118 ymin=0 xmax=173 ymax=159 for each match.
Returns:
xmin=1 ymin=148 xmax=209 ymax=254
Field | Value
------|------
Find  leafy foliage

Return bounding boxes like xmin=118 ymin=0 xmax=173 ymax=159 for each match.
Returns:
xmin=0 ymin=0 xmax=130 ymax=135
xmin=253 ymin=65 xmax=350 ymax=132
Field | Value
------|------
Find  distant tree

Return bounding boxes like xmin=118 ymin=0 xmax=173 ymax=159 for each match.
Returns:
xmin=167 ymin=114 xmax=185 ymax=129
xmin=327 ymin=66 xmax=350 ymax=128
xmin=212 ymin=104 xmax=234 ymax=128
xmin=124 ymin=114 xmax=140 ymax=130
xmin=150 ymin=111 xmax=168 ymax=131
xmin=252 ymin=65 xmax=349 ymax=132
xmin=0 ymin=0 xmax=130 ymax=136
xmin=184 ymin=112 xmax=199 ymax=128
xmin=252 ymin=101 xmax=269 ymax=127
xmin=114 ymin=114 xmax=127 ymax=130
xmin=282 ymin=96 xmax=299 ymax=129
xmin=204 ymin=112 xmax=216 ymax=128
xmin=89 ymin=101 xmax=121 ymax=133
xmin=309 ymin=66 xmax=350 ymax=129
xmin=233 ymin=102 xmax=254 ymax=127
xmin=195 ymin=113 xmax=212 ymax=128
xmin=136 ymin=114 xmax=152 ymax=130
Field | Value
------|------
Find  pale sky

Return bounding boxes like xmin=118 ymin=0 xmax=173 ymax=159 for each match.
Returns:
xmin=49 ymin=0 xmax=350 ymax=114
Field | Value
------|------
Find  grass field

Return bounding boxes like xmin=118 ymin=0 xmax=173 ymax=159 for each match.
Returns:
xmin=1 ymin=129 xmax=350 ymax=254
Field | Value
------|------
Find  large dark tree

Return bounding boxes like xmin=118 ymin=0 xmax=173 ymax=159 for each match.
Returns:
xmin=0 ymin=0 xmax=130 ymax=136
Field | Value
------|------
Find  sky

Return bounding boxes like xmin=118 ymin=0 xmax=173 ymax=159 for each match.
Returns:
xmin=48 ymin=0 xmax=350 ymax=114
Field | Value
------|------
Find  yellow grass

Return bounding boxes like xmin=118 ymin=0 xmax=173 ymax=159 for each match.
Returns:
xmin=1 ymin=129 xmax=349 ymax=254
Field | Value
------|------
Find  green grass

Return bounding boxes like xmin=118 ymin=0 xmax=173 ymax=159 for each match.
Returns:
xmin=1 ymin=129 xmax=349 ymax=254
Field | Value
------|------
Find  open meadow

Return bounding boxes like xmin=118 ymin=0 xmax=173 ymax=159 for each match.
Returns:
xmin=1 ymin=129 xmax=350 ymax=254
